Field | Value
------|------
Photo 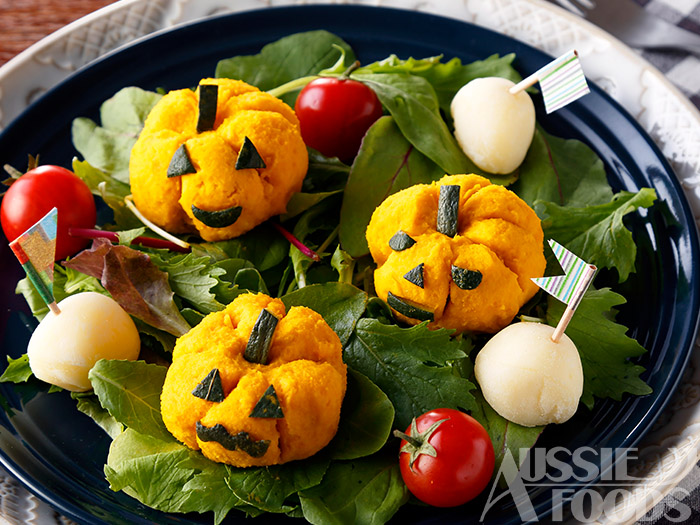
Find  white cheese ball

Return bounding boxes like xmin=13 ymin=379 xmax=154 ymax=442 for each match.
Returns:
xmin=451 ymin=77 xmax=535 ymax=174
xmin=27 ymin=292 xmax=140 ymax=392
xmin=474 ymin=322 xmax=583 ymax=427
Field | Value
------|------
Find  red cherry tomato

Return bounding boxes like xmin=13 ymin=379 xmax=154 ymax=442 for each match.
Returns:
xmin=396 ymin=408 xmax=495 ymax=507
xmin=294 ymin=76 xmax=383 ymax=162
xmin=1 ymin=165 xmax=96 ymax=260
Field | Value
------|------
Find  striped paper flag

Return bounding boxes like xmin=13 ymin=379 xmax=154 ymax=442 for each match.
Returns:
xmin=532 ymin=239 xmax=596 ymax=308
xmin=9 ymin=207 xmax=58 ymax=307
xmin=538 ymin=50 xmax=590 ymax=114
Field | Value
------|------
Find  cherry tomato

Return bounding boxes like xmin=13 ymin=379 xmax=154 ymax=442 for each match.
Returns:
xmin=1 ymin=165 xmax=96 ymax=260
xmin=294 ymin=76 xmax=383 ymax=162
xmin=396 ymin=408 xmax=495 ymax=507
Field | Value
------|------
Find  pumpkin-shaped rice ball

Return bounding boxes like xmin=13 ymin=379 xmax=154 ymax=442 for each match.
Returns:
xmin=130 ymin=78 xmax=308 ymax=241
xmin=366 ymin=174 xmax=545 ymax=334
xmin=160 ymin=293 xmax=347 ymax=467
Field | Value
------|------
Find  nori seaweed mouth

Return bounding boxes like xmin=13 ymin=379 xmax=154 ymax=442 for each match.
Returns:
xmin=386 ymin=291 xmax=435 ymax=322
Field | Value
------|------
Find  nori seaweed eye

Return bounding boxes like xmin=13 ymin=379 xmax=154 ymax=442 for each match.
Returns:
xmin=403 ymin=263 xmax=424 ymax=288
xmin=387 ymin=291 xmax=434 ymax=322
xmin=196 ymin=422 xmax=270 ymax=458
xmin=236 ymin=136 xmax=267 ymax=170
xmin=244 ymin=309 xmax=279 ymax=365
xmin=452 ymin=266 xmax=483 ymax=290
xmin=191 ymin=368 xmax=225 ymax=403
xmin=191 ymin=205 xmax=242 ymax=228
xmin=197 ymin=84 xmax=218 ymax=133
xmin=389 ymin=230 xmax=416 ymax=251
xmin=437 ymin=185 xmax=460 ymax=237
xmin=249 ymin=385 xmax=284 ymax=419
xmin=167 ymin=144 xmax=196 ymax=178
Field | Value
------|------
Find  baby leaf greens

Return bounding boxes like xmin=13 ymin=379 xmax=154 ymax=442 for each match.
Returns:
xmin=72 ymin=87 xmax=162 ymax=184
xmin=64 ymin=239 xmax=191 ymax=337
xmin=1 ymin=27 xmax=659 ymax=525
xmin=89 ymin=359 xmax=171 ymax=441
xmin=344 ymin=319 xmax=476 ymax=430
xmin=339 ymin=116 xmax=442 ymax=256
xmin=216 ymin=30 xmax=355 ymax=107
xmin=547 ymin=288 xmax=652 ymax=408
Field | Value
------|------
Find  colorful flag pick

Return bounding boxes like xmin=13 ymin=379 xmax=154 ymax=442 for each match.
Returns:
xmin=532 ymin=239 xmax=597 ymax=341
xmin=9 ymin=207 xmax=60 ymax=315
xmin=509 ymin=49 xmax=590 ymax=114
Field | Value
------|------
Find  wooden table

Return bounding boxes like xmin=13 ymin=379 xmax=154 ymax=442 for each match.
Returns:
xmin=0 ymin=0 xmax=117 ymax=66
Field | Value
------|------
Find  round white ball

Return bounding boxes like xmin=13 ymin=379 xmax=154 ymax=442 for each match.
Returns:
xmin=474 ymin=322 xmax=583 ymax=427
xmin=451 ymin=77 xmax=535 ymax=174
xmin=27 ymin=291 xmax=140 ymax=392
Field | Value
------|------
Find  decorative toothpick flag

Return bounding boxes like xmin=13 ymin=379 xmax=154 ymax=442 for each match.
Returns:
xmin=9 ymin=207 xmax=60 ymax=315
xmin=532 ymin=239 xmax=597 ymax=342
xmin=509 ymin=50 xmax=590 ymax=114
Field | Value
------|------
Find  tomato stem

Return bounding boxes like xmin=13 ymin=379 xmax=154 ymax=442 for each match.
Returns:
xmin=267 ymin=75 xmax=319 ymax=98
xmin=393 ymin=429 xmax=422 ymax=448
xmin=339 ymin=60 xmax=361 ymax=80
xmin=395 ymin=417 xmax=449 ymax=469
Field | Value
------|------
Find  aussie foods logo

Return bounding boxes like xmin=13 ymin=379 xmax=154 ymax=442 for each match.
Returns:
xmin=480 ymin=447 xmax=692 ymax=523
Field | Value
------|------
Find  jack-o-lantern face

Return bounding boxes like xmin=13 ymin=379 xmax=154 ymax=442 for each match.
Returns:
xmin=366 ymin=174 xmax=546 ymax=334
xmin=129 ymin=78 xmax=308 ymax=242
xmin=160 ymin=293 xmax=346 ymax=467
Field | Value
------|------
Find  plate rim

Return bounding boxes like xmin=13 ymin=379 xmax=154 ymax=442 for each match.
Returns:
xmin=0 ymin=3 xmax=698 ymax=525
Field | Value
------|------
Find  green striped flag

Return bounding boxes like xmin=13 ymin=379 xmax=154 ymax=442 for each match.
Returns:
xmin=538 ymin=50 xmax=590 ymax=114
xmin=9 ymin=207 xmax=58 ymax=307
xmin=532 ymin=239 xmax=596 ymax=306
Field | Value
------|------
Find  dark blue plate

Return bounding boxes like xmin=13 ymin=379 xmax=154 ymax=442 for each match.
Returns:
xmin=0 ymin=5 xmax=698 ymax=525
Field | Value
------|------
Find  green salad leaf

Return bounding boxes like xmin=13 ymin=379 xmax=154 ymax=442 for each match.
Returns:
xmin=357 ymin=53 xmax=521 ymax=119
xmin=191 ymin=223 xmax=288 ymax=272
xmin=72 ymin=87 xmax=162 ymax=183
xmin=547 ymin=288 xmax=652 ymax=409
xmin=72 ymin=392 xmax=123 ymax=439
xmin=105 ymin=428 xmax=242 ymax=524
xmin=0 ymin=355 xmax=33 ymax=384
xmin=216 ymin=30 xmax=355 ymax=106
xmin=344 ymin=319 xmax=476 ymax=429
xmin=89 ymin=359 xmax=171 ymax=441
xmin=149 ymin=252 xmax=227 ymax=314
xmin=116 ymin=227 xmax=147 ymax=246
xmin=470 ymin=390 xmax=544 ymax=476
xmin=299 ymin=453 xmax=409 ymax=525
xmin=226 ymin=457 xmax=330 ymax=514
xmin=281 ymin=282 xmax=368 ymax=346
xmin=72 ymin=159 xmax=140 ymax=229
xmin=514 ymin=127 xmax=614 ymax=208
xmin=538 ymin=188 xmax=657 ymax=281
xmin=339 ymin=116 xmax=443 ymax=257
xmin=327 ymin=369 xmax=394 ymax=460
xmin=352 ymin=72 xmax=473 ymax=175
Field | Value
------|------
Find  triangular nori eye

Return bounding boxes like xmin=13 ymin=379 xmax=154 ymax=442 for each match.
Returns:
xmin=388 ymin=230 xmax=416 ymax=251
xmin=167 ymin=144 xmax=196 ymax=178
xmin=403 ymin=263 xmax=424 ymax=288
xmin=191 ymin=205 xmax=242 ymax=228
xmin=236 ymin=137 xmax=267 ymax=170
xmin=244 ymin=308 xmax=279 ymax=365
xmin=437 ymin=185 xmax=460 ymax=238
xmin=196 ymin=422 xmax=270 ymax=458
xmin=197 ymin=84 xmax=218 ymax=133
xmin=249 ymin=384 xmax=284 ymax=419
xmin=452 ymin=266 xmax=483 ymax=290
xmin=191 ymin=368 xmax=225 ymax=402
